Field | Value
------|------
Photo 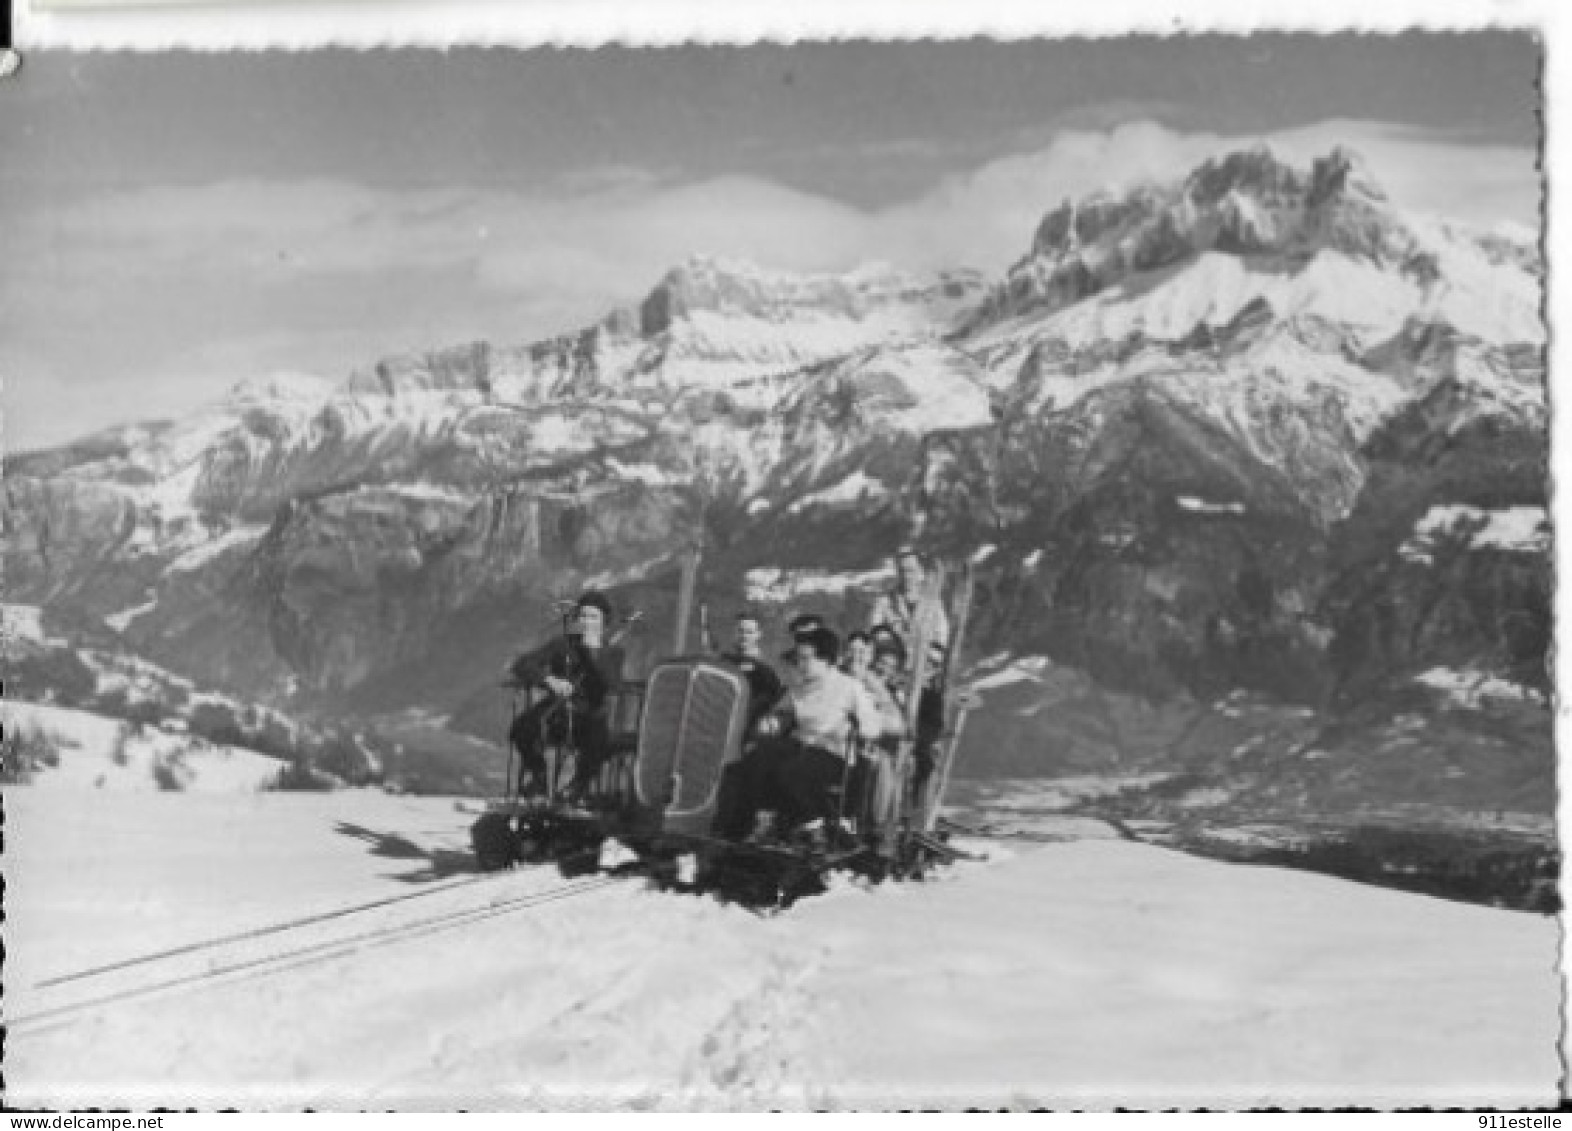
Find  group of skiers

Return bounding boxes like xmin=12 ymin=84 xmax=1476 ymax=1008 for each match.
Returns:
xmin=504 ymin=545 xmax=961 ymax=847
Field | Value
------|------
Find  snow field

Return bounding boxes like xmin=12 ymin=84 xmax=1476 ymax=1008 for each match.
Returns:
xmin=6 ymin=790 xmax=833 ymax=1109
xmin=1405 ymin=504 xmax=1550 ymax=558
xmin=3 ymin=788 xmax=1558 ymax=1110
xmin=4 ymin=700 xmax=288 ymax=795
xmin=802 ymin=839 xmax=1559 ymax=1109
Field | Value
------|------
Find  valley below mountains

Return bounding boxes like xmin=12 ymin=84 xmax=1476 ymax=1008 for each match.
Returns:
xmin=4 ymin=146 xmax=1553 ymax=906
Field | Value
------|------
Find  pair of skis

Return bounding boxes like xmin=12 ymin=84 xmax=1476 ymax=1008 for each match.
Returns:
xmin=888 ymin=556 xmax=976 ymax=847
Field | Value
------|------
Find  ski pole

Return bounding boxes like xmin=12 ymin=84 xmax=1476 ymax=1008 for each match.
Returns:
xmin=503 ymin=689 xmax=517 ymax=803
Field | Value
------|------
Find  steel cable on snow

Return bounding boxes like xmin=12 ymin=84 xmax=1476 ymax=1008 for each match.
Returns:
xmin=35 ymin=870 xmax=511 ymax=990
xmin=12 ymin=874 xmax=629 ymax=1032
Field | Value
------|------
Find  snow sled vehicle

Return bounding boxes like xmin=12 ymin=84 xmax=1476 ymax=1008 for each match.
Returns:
xmin=470 ymin=652 xmax=970 ymax=908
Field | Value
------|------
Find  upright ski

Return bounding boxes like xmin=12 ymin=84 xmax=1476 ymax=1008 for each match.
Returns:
xmin=894 ymin=560 xmax=947 ymax=835
xmin=920 ymin=559 xmax=976 ymax=833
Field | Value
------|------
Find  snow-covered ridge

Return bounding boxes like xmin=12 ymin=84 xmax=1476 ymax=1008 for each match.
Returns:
xmin=638 ymin=254 xmax=983 ymax=329
xmin=1177 ymin=496 xmax=1246 ymax=516
xmin=745 ymin=565 xmax=895 ymax=604
xmin=166 ymin=523 xmax=270 ymax=573
xmin=331 ymin=256 xmax=986 ymax=409
xmin=104 ymin=601 xmax=158 ymax=633
xmin=1414 ymin=667 xmax=1547 ymax=710
xmin=18 ymin=145 xmax=1541 ymax=540
xmin=1399 ymin=505 xmax=1550 ymax=564
xmin=21 ymin=146 xmax=1541 ymax=491
xmin=973 ymin=145 xmax=1543 ymax=352
xmin=787 ymin=471 xmax=890 ymax=513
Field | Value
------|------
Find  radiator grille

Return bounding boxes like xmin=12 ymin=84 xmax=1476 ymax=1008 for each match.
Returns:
xmin=632 ymin=659 xmax=748 ymax=832
xmin=634 ymin=665 xmax=689 ymax=808
xmin=669 ymin=668 xmax=744 ymax=814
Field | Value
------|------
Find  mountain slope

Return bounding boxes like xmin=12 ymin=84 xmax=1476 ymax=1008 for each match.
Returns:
xmin=2 ymin=144 xmax=1549 ymax=843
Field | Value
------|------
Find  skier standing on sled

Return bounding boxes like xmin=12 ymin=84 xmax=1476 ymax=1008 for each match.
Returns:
xmin=505 ymin=590 xmax=625 ymax=800
xmin=713 ymin=625 xmax=886 ymax=842
xmin=867 ymin=546 xmax=950 ymax=664
xmin=868 ymin=546 xmax=952 ymax=797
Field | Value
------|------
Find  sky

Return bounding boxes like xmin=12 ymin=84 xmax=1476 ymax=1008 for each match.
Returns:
xmin=0 ymin=34 xmax=1544 ymax=451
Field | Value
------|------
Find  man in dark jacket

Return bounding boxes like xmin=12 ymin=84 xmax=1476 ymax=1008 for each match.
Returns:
xmin=720 ymin=610 xmax=784 ymax=734
xmin=506 ymin=590 xmax=625 ymax=799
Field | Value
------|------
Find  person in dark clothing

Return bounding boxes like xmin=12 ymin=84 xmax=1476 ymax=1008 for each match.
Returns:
xmin=505 ymin=590 xmax=626 ymax=799
xmin=906 ymin=639 xmax=980 ymax=816
xmin=720 ymin=610 xmax=784 ymax=734
xmin=912 ymin=639 xmax=949 ymax=800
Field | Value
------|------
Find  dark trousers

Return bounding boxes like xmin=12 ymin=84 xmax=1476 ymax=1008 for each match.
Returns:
xmin=509 ymin=700 xmax=610 ymax=795
xmin=713 ymin=737 xmax=850 ymax=840
xmin=912 ymin=688 xmax=944 ymax=804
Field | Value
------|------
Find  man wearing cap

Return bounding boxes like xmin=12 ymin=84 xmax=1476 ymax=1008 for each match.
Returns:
xmin=505 ymin=590 xmax=625 ymax=799
xmin=713 ymin=624 xmax=885 ymax=841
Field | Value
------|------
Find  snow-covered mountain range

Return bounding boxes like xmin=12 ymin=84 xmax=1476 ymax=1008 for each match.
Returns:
xmin=4 ymin=145 xmax=1550 ymax=837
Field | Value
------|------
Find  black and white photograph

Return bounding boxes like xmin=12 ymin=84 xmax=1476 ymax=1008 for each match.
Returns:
xmin=0 ymin=27 xmax=1559 ymax=1110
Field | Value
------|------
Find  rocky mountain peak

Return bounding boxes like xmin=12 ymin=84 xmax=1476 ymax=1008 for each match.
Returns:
xmin=344 ymin=342 xmax=494 ymax=398
xmin=1026 ymin=145 xmax=1400 ymax=267
xmin=973 ymin=146 xmax=1473 ymax=336
xmin=634 ymin=254 xmax=966 ymax=338
xmin=1184 ymin=144 xmax=1308 ymax=208
xmin=1028 ymin=191 xmax=1139 ymax=257
xmin=1308 ymin=145 xmax=1389 ymax=209
xmin=1027 ymin=146 xmax=1313 ymax=265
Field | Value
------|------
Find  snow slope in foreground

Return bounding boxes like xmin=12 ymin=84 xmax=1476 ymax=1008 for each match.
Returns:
xmin=4 ymin=789 xmax=1559 ymax=1111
